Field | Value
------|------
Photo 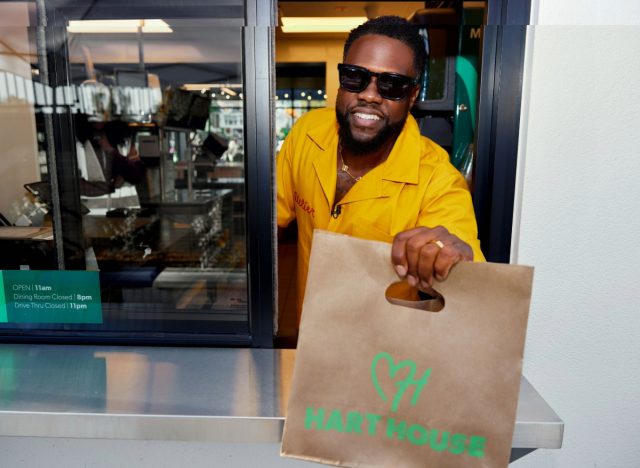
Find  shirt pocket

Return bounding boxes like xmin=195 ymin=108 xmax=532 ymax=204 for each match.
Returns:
xmin=352 ymin=217 xmax=394 ymax=244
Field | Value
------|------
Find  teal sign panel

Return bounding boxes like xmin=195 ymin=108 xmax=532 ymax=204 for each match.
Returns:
xmin=0 ymin=270 xmax=102 ymax=324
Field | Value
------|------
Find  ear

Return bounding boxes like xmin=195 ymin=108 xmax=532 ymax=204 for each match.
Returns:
xmin=408 ymin=84 xmax=420 ymax=109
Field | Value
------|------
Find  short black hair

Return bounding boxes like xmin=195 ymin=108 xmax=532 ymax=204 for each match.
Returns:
xmin=104 ymin=120 xmax=133 ymax=148
xmin=343 ymin=15 xmax=426 ymax=78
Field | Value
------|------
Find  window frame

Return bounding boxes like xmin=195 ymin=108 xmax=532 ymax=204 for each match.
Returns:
xmin=0 ymin=0 xmax=276 ymax=347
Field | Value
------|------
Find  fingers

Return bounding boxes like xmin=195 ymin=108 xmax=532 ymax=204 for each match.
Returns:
xmin=128 ymin=148 xmax=141 ymax=161
xmin=431 ymin=246 xmax=461 ymax=283
xmin=392 ymin=226 xmax=472 ymax=288
xmin=433 ymin=240 xmax=473 ymax=282
xmin=414 ymin=242 xmax=442 ymax=288
xmin=391 ymin=226 xmax=442 ymax=274
xmin=392 ymin=226 xmax=447 ymax=287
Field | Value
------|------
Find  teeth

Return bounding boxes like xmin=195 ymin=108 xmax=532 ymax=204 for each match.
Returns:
xmin=354 ymin=112 xmax=380 ymax=121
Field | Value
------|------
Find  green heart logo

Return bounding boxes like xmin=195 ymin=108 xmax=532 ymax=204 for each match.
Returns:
xmin=371 ymin=352 xmax=431 ymax=412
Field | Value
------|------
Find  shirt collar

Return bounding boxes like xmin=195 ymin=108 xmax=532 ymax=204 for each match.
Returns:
xmin=308 ymin=115 xmax=340 ymax=207
xmin=380 ymin=114 xmax=421 ymax=185
xmin=307 ymin=110 xmax=422 ymax=186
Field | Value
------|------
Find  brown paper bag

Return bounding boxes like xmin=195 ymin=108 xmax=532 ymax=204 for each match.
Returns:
xmin=281 ymin=230 xmax=533 ymax=468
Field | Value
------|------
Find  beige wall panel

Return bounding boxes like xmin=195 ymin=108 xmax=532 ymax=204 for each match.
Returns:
xmin=0 ymin=3 xmax=39 ymax=222
xmin=276 ymin=38 xmax=344 ymax=106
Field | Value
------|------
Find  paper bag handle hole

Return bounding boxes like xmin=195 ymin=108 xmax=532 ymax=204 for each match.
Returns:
xmin=385 ymin=281 xmax=445 ymax=312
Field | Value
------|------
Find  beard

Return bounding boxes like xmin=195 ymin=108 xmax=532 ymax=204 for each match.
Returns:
xmin=336 ymin=107 xmax=406 ymax=156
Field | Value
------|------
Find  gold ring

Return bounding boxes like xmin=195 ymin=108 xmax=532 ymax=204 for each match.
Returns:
xmin=431 ymin=240 xmax=445 ymax=249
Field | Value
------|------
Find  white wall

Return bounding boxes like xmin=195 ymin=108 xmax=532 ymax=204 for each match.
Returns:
xmin=511 ymin=1 xmax=640 ymax=467
xmin=531 ymin=0 xmax=640 ymax=26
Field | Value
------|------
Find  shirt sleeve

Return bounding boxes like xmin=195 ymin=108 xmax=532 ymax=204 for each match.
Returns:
xmin=276 ymin=132 xmax=296 ymax=228
xmin=419 ymin=159 xmax=486 ymax=262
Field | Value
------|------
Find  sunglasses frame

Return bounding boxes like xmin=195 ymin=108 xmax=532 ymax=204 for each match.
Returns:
xmin=337 ymin=63 xmax=419 ymax=101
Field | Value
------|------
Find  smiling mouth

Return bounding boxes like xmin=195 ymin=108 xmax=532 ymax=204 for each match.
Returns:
xmin=353 ymin=112 xmax=381 ymax=121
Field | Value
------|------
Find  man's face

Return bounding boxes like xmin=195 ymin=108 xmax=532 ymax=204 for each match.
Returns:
xmin=336 ymin=34 xmax=420 ymax=155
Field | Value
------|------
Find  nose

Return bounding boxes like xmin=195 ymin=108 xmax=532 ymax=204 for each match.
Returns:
xmin=357 ymin=76 xmax=383 ymax=104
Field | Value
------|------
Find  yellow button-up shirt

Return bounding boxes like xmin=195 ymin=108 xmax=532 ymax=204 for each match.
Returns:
xmin=277 ymin=108 xmax=484 ymax=320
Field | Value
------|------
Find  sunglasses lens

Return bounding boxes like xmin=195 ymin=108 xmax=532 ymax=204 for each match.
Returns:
xmin=339 ymin=65 xmax=369 ymax=93
xmin=378 ymin=75 xmax=413 ymax=100
xmin=338 ymin=64 xmax=416 ymax=100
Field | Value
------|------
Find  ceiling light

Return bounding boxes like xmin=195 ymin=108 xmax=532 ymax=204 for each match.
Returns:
xmin=221 ymin=87 xmax=237 ymax=96
xmin=280 ymin=17 xmax=367 ymax=33
xmin=67 ymin=19 xmax=173 ymax=34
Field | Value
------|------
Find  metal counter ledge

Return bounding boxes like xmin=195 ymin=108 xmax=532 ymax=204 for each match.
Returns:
xmin=0 ymin=344 xmax=563 ymax=460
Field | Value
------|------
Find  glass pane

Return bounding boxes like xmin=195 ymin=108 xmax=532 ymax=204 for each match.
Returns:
xmin=275 ymin=64 xmax=326 ymax=152
xmin=0 ymin=0 xmax=249 ymax=342
xmin=0 ymin=4 xmax=56 ymax=271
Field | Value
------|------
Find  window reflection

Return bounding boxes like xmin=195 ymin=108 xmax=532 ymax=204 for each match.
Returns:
xmin=0 ymin=0 xmax=251 ymax=342
xmin=275 ymin=63 xmax=327 ymax=152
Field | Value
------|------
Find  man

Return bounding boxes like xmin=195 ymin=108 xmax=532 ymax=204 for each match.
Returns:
xmin=77 ymin=117 xmax=146 ymax=197
xmin=277 ymin=16 xmax=484 ymax=322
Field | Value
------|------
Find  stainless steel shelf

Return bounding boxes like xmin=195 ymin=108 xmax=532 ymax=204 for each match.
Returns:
xmin=0 ymin=344 xmax=563 ymax=449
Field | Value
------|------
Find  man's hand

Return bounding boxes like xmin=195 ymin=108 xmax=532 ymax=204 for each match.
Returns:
xmin=127 ymin=145 xmax=141 ymax=161
xmin=391 ymin=226 xmax=474 ymax=290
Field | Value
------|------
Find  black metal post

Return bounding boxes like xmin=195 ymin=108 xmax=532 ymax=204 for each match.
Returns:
xmin=243 ymin=0 xmax=276 ymax=347
xmin=473 ymin=0 xmax=530 ymax=263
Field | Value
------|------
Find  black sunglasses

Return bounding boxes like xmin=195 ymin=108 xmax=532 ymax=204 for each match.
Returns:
xmin=337 ymin=63 xmax=419 ymax=101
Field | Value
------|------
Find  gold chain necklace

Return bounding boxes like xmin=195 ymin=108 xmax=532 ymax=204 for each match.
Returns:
xmin=339 ymin=146 xmax=362 ymax=182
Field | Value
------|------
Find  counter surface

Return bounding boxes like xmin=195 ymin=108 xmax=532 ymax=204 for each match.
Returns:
xmin=0 ymin=344 xmax=563 ymax=449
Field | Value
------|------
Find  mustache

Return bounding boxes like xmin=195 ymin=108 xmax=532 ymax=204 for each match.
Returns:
xmin=349 ymin=103 xmax=384 ymax=115
xmin=336 ymin=107 xmax=405 ymax=156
